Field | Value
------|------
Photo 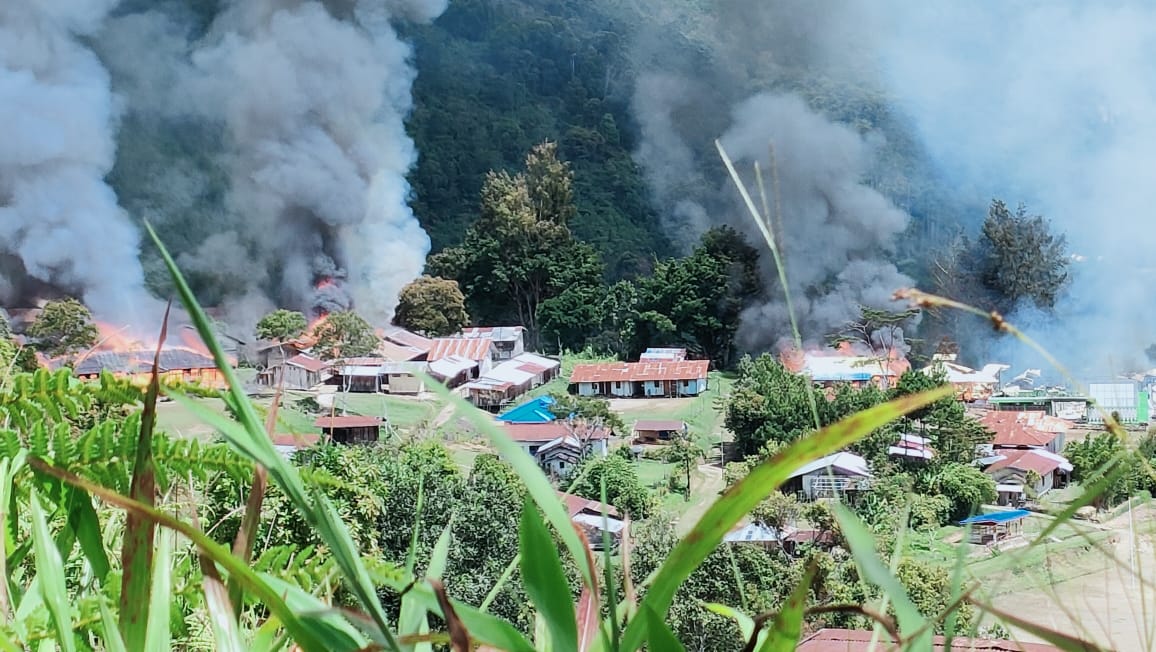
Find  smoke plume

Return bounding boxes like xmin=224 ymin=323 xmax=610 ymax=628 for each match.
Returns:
xmin=874 ymin=2 xmax=1156 ymax=376
xmin=625 ymin=1 xmax=914 ymax=351
xmin=91 ymin=0 xmax=445 ymax=333
xmin=0 ymin=2 xmax=158 ymax=323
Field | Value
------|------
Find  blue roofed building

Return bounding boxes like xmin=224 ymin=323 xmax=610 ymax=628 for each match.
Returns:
xmin=497 ymin=395 xmax=558 ymax=424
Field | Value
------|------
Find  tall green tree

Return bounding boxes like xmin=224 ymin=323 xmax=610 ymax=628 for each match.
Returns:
xmin=26 ymin=298 xmax=99 ymax=358
xmin=312 ymin=311 xmax=379 ymax=360
xmin=570 ymin=454 xmax=655 ymax=518
xmin=428 ymin=142 xmax=605 ymax=350
xmin=393 ymin=276 xmax=470 ymax=337
xmin=255 ymin=309 xmax=308 ymax=341
xmin=724 ymin=354 xmax=820 ymax=456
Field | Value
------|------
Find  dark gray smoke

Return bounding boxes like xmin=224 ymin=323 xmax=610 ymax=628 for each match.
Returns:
xmin=623 ymin=1 xmax=914 ymax=351
xmin=88 ymin=0 xmax=443 ymax=332
xmin=0 ymin=2 xmax=159 ymax=324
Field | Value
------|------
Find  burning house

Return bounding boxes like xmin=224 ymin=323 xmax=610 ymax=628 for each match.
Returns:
xmin=921 ymin=354 xmax=1009 ymax=402
xmin=781 ymin=343 xmax=910 ymax=393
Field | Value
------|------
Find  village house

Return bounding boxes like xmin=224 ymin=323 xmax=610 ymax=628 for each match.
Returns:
xmin=427 ymin=337 xmax=494 ymax=378
xmin=632 ymin=419 xmax=688 ymax=444
xmin=330 ymin=358 xmax=427 ymax=394
xmin=376 ymin=339 xmax=427 ymax=363
xmin=427 ymin=354 xmax=477 ymax=388
xmin=921 ymin=353 xmax=1009 ymax=402
xmin=314 ymin=415 xmax=382 ymax=445
xmin=69 ymin=349 xmax=226 ymax=388
xmin=464 ymin=352 xmax=561 ymax=410
xmin=254 ymin=340 xmax=308 ymax=372
xmin=569 ymin=359 xmax=710 ymax=398
xmin=497 ymin=395 xmax=558 ymax=424
xmin=638 ymin=347 xmax=687 ymax=361
xmin=888 ymin=433 xmax=935 ymax=461
xmin=782 ymin=452 xmax=873 ymax=501
xmin=501 ymin=421 xmax=610 ymax=475
xmin=459 ymin=326 xmax=526 ymax=361
xmin=981 ymin=411 xmax=1067 ymax=454
xmin=559 ymin=491 xmax=625 ymax=550
xmin=258 ymin=353 xmax=331 ymax=390
xmin=984 ymin=449 xmax=1073 ymax=504
xmin=379 ymin=325 xmax=433 ymax=355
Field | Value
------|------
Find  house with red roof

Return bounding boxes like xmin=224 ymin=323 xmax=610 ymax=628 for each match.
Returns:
xmin=558 ymin=491 xmax=624 ymax=550
xmin=314 ymin=415 xmax=382 ymax=445
xmin=569 ymin=359 xmax=710 ymax=398
xmin=979 ymin=411 xmax=1073 ymax=504
xmin=502 ymin=421 xmax=610 ymax=475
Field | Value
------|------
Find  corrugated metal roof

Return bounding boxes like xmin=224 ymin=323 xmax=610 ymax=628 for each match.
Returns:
xmin=569 ymin=360 xmax=710 ymax=383
xmin=72 ymin=348 xmax=218 ymax=376
xmin=984 ymin=448 xmax=1072 ymax=475
xmin=787 ymin=452 xmax=871 ymax=479
xmin=981 ymin=412 xmax=1059 ymax=447
xmin=502 ymin=422 xmax=610 ymax=443
xmin=285 ymin=354 xmax=329 ymax=373
xmin=376 ymin=340 xmax=426 ymax=362
xmin=639 ymin=347 xmax=687 ymax=361
xmin=428 ymin=355 xmax=477 ymax=379
xmin=459 ymin=326 xmax=525 ymax=342
xmin=558 ymin=491 xmax=619 ymax=518
xmin=427 ymin=337 xmax=492 ymax=362
xmin=379 ymin=326 xmax=432 ymax=352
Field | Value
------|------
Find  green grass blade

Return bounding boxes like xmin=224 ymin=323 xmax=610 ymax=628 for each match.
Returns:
xmin=144 ymin=528 xmax=173 ymax=652
xmin=757 ymin=562 xmax=817 ymax=652
xmin=519 ymin=499 xmax=579 ymax=652
xmin=119 ymin=303 xmax=169 ymax=650
xmin=832 ymin=503 xmax=925 ymax=640
xmin=29 ymin=490 xmax=75 ymax=652
xmin=405 ymin=478 xmax=426 ymax=578
xmin=0 ymin=452 xmax=25 ymax=625
xmin=619 ymin=387 xmax=949 ymax=651
xmin=65 ymin=488 xmax=111 ymax=585
xmin=400 ymin=522 xmax=450 ymax=652
xmin=703 ymin=603 xmax=755 ymax=641
xmin=98 ymin=599 xmax=127 ymax=652
xmin=28 ymin=457 xmax=353 ymax=652
xmin=479 ymin=553 xmax=519 ymax=613
xmin=642 ymin=603 xmax=686 ymax=652
xmin=423 ymin=376 xmax=596 ymax=589
xmin=942 ymin=520 xmax=972 ymax=649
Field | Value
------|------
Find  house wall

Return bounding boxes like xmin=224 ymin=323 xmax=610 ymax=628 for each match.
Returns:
xmin=681 ymin=377 xmax=707 ymax=396
xmin=577 ymin=382 xmax=598 ymax=397
xmin=609 ymin=380 xmax=634 ymax=397
xmin=282 ymin=365 xmax=321 ymax=391
xmin=327 ymin=426 xmax=380 ymax=445
xmin=643 ymin=380 xmax=665 ymax=397
xmin=539 ymin=448 xmax=582 ymax=476
xmin=386 ymin=373 xmax=424 ymax=395
xmin=341 ymin=374 xmax=381 ymax=393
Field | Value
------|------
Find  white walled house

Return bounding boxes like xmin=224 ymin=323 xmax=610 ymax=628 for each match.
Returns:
xmin=501 ymin=421 xmax=610 ymax=470
xmin=782 ymin=452 xmax=873 ymax=501
xmin=569 ymin=360 xmax=710 ymax=398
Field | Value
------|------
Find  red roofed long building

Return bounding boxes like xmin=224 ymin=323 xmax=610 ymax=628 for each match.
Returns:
xmin=569 ymin=360 xmax=710 ymax=398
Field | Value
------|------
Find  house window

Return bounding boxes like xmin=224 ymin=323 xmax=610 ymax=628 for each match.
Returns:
xmin=559 ymin=461 xmax=566 ymax=470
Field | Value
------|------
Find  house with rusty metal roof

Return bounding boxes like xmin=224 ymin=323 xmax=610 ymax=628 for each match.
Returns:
xmin=569 ymin=359 xmax=710 ymax=398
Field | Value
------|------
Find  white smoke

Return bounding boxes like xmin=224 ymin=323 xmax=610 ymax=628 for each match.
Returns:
xmin=0 ymin=2 xmax=158 ymax=323
xmin=874 ymin=2 xmax=1156 ymax=375
xmin=176 ymin=0 xmax=442 ymax=324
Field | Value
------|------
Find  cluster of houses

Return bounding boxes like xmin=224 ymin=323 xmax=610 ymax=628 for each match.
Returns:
xmin=255 ymin=324 xmax=560 ymax=410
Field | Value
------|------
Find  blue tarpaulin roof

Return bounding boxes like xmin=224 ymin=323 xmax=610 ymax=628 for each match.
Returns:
xmin=957 ymin=509 xmax=1030 ymax=525
xmin=497 ymin=395 xmax=558 ymax=424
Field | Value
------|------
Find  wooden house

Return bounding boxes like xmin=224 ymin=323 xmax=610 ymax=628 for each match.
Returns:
xmin=464 ymin=353 xmax=561 ymax=411
xmin=258 ymin=353 xmax=331 ymax=390
xmin=70 ymin=349 xmax=226 ymax=388
xmin=559 ymin=492 xmax=625 ymax=550
xmin=459 ymin=326 xmax=526 ymax=361
xmin=569 ymin=360 xmax=710 ymax=398
xmin=314 ymin=415 xmax=382 ymax=445
xmin=983 ymin=448 xmax=1072 ymax=504
xmin=632 ymin=419 xmax=688 ymax=444
xmin=782 ymin=452 xmax=873 ymax=501
xmin=501 ymin=421 xmax=610 ymax=462
xmin=537 ymin=436 xmax=584 ymax=476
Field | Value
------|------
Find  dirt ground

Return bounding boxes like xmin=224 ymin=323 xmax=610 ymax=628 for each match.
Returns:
xmin=987 ymin=505 xmax=1156 ymax=650
xmin=606 ymin=397 xmax=697 ymax=414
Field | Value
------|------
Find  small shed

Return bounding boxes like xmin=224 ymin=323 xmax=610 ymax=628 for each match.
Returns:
xmin=959 ymin=509 xmax=1030 ymax=545
xmin=559 ymin=492 xmax=624 ymax=551
xmin=381 ymin=362 xmax=427 ymax=395
xmin=314 ymin=416 xmax=382 ymax=445
xmin=632 ymin=419 xmax=688 ymax=444
xmin=782 ymin=452 xmax=873 ymax=501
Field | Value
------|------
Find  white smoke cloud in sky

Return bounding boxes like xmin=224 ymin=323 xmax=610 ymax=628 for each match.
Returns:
xmin=0 ymin=2 xmax=159 ymax=323
xmin=874 ymin=2 xmax=1156 ymax=375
